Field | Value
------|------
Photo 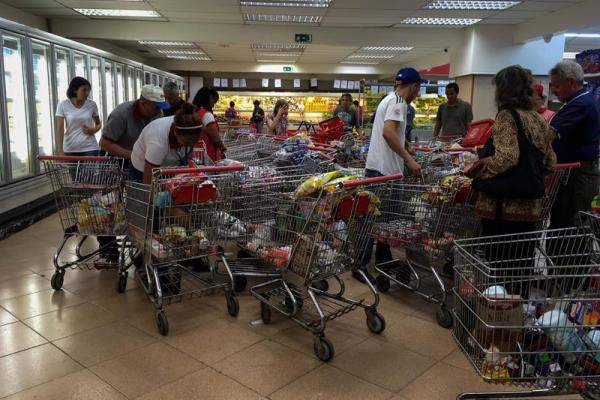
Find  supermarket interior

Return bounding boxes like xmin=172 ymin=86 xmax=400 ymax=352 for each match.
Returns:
xmin=1 ymin=1 xmax=600 ymax=399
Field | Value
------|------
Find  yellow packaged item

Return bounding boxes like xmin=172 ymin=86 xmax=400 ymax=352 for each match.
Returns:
xmin=294 ymin=170 xmax=343 ymax=199
xmin=322 ymin=175 xmax=358 ymax=192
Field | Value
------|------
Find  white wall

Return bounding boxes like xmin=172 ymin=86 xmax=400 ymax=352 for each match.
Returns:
xmin=189 ymin=77 xmax=204 ymax=101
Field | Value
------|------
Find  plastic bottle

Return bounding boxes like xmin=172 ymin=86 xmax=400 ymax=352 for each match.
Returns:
xmin=537 ymin=310 xmax=586 ymax=363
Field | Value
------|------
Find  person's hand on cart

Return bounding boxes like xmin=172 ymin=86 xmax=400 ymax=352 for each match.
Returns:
xmin=406 ymin=159 xmax=422 ymax=176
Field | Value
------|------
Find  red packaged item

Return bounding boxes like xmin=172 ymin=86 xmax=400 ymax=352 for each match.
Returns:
xmin=165 ymin=173 xmax=217 ymax=205
xmin=460 ymin=119 xmax=495 ymax=148
xmin=312 ymin=117 xmax=345 ymax=143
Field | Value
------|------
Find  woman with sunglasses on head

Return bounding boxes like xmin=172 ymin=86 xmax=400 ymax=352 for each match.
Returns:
xmin=130 ymin=103 xmax=203 ymax=184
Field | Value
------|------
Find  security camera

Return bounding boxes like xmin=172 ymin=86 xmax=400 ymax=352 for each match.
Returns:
xmin=543 ymin=34 xmax=553 ymax=43
xmin=444 ymin=48 xmax=448 ymax=53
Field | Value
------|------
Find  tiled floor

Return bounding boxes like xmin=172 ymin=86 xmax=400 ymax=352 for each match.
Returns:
xmin=0 ymin=214 xmax=580 ymax=399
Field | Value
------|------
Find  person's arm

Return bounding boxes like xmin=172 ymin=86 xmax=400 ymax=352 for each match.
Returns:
xmin=465 ymin=102 xmax=474 ymax=127
xmin=100 ymin=113 xmax=131 ymax=158
xmin=143 ymin=161 xmax=156 ymax=185
xmin=55 ymin=116 xmax=65 ymax=156
xmin=205 ymin=122 xmax=225 ymax=151
xmin=550 ymin=103 xmax=588 ymax=142
xmin=433 ymin=106 xmax=443 ymax=139
xmin=82 ymin=116 xmax=102 ymax=136
xmin=100 ymin=137 xmax=132 ymax=159
xmin=382 ymin=120 xmax=420 ymax=174
xmin=478 ymin=110 xmax=519 ymax=179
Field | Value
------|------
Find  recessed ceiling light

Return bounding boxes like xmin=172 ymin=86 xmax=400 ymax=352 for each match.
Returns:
xmin=251 ymin=43 xmax=306 ymax=50
xmin=565 ymin=33 xmax=600 ymax=38
xmin=400 ymin=17 xmax=481 ymax=26
xmin=360 ymin=46 xmax=414 ymax=52
xmin=158 ymin=49 xmax=205 ymax=55
xmin=74 ymin=9 xmax=161 ymax=17
xmin=340 ymin=60 xmax=381 ymax=65
xmin=255 ymin=52 xmax=302 ymax=57
xmin=241 ymin=0 xmax=330 ymax=7
xmin=256 ymin=59 xmax=296 ymax=63
xmin=166 ymin=55 xmax=211 ymax=61
xmin=244 ymin=13 xmax=322 ymax=24
xmin=139 ymin=40 xmax=196 ymax=46
xmin=347 ymin=54 xmax=394 ymax=59
xmin=423 ymin=1 xmax=520 ymax=10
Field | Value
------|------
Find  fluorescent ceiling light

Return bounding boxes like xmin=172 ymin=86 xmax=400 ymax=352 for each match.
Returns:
xmin=74 ymin=9 xmax=161 ymax=17
xmin=257 ymin=59 xmax=296 ymax=63
xmin=251 ymin=43 xmax=306 ymax=50
xmin=340 ymin=60 xmax=381 ymax=65
xmin=256 ymin=52 xmax=302 ymax=57
xmin=241 ymin=0 xmax=330 ymax=7
xmin=360 ymin=46 xmax=413 ymax=52
xmin=158 ymin=49 xmax=205 ymax=55
xmin=563 ymin=52 xmax=578 ymax=59
xmin=139 ymin=40 xmax=196 ymax=46
xmin=347 ymin=54 xmax=394 ymax=59
xmin=244 ymin=13 xmax=321 ymax=24
xmin=400 ymin=17 xmax=481 ymax=26
xmin=565 ymin=33 xmax=600 ymax=38
xmin=167 ymin=55 xmax=211 ymax=61
xmin=424 ymin=1 xmax=520 ymax=10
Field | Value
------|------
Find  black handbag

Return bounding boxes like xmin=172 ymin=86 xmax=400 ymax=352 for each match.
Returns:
xmin=472 ymin=109 xmax=546 ymax=199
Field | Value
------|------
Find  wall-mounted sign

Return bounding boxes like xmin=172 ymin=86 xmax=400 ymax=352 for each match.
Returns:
xmin=310 ymin=78 xmax=317 ymax=87
xmin=221 ymin=78 xmax=228 ymax=88
xmin=283 ymin=66 xmax=293 ymax=72
xmin=293 ymin=79 xmax=301 ymax=88
xmin=295 ymin=33 xmax=312 ymax=43
xmin=213 ymin=78 xmax=221 ymax=87
xmin=274 ymin=79 xmax=282 ymax=88
xmin=262 ymin=78 xmax=269 ymax=88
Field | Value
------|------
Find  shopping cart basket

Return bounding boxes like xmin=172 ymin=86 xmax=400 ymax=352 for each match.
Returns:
xmin=250 ymin=173 xmax=403 ymax=361
xmin=125 ymin=164 xmax=244 ymax=335
xmin=452 ymin=227 xmax=600 ymax=399
xmin=39 ymin=155 xmax=138 ymax=292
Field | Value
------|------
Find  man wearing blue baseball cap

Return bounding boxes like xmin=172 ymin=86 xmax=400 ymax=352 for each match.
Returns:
xmin=354 ymin=67 xmax=426 ymax=283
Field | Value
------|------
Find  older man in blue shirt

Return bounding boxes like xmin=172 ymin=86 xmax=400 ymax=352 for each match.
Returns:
xmin=549 ymin=61 xmax=600 ymax=228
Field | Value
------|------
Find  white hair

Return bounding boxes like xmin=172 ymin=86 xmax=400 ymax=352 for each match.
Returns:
xmin=550 ymin=61 xmax=585 ymax=84
xmin=162 ymin=81 xmax=178 ymax=93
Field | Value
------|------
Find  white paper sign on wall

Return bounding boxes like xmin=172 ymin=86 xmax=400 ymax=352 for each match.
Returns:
xmin=293 ymin=79 xmax=301 ymax=88
xmin=213 ymin=78 xmax=221 ymax=87
xmin=262 ymin=78 xmax=269 ymax=88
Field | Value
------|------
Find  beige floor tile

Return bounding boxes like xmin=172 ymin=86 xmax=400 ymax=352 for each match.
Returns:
xmin=23 ymin=302 xmax=117 ymax=340
xmin=0 ymin=288 xmax=86 ymax=319
xmin=375 ymin=315 xmax=457 ymax=360
xmin=0 ymin=275 xmax=49 ymax=301
xmin=0 ymin=322 xmax=48 ymax=357
xmin=91 ymin=288 xmax=152 ymax=319
xmin=90 ymin=341 xmax=203 ymax=398
xmin=0 ymin=343 xmax=82 ymax=398
xmin=3 ymin=241 xmax=56 ymax=264
xmin=3 ymin=369 xmax=127 ymax=400
xmin=442 ymin=348 xmax=473 ymax=372
xmin=270 ymin=364 xmax=392 ymax=400
xmin=272 ymin=321 xmax=368 ymax=358
xmin=53 ymin=321 xmax=156 ymax=367
xmin=0 ymin=265 xmax=35 ymax=282
xmin=165 ymin=317 xmax=264 ymax=365
xmin=0 ymin=306 xmax=18 ymax=325
xmin=138 ymin=368 xmax=264 ymax=400
xmin=213 ymin=340 xmax=320 ymax=396
xmin=332 ymin=338 xmax=436 ymax=391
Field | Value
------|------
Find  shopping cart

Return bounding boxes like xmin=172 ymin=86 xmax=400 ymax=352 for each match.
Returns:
xmin=222 ymin=124 xmax=257 ymax=143
xmin=125 ymin=164 xmax=244 ymax=335
xmin=250 ymin=173 xmax=403 ymax=361
xmin=38 ymin=155 xmax=138 ymax=292
xmin=452 ymin=227 xmax=600 ymax=399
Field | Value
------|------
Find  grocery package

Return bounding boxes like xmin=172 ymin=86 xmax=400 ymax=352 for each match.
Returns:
xmin=165 ymin=173 xmax=216 ymax=205
xmin=214 ymin=211 xmax=247 ymax=238
xmin=294 ymin=170 xmax=343 ymax=199
xmin=74 ymin=190 xmax=126 ymax=234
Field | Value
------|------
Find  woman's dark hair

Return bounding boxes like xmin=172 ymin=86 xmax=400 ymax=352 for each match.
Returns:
xmin=273 ymin=99 xmax=288 ymax=115
xmin=174 ymin=102 xmax=202 ymax=131
xmin=353 ymin=100 xmax=359 ymax=106
xmin=229 ymin=101 xmax=235 ymax=107
xmin=493 ymin=65 xmax=535 ymax=111
xmin=253 ymin=100 xmax=260 ymax=106
xmin=192 ymin=87 xmax=219 ymax=112
xmin=67 ymin=76 xmax=91 ymax=99
xmin=446 ymin=82 xmax=460 ymax=94
xmin=341 ymin=93 xmax=353 ymax=101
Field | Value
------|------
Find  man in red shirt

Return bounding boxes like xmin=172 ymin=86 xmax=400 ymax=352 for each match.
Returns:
xmin=533 ymin=83 xmax=555 ymax=123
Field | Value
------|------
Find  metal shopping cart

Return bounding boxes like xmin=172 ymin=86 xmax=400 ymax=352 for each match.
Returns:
xmin=372 ymin=163 xmax=580 ymax=329
xmin=452 ymin=227 xmax=600 ymax=399
xmin=125 ymin=164 xmax=244 ymax=335
xmin=39 ymin=155 xmax=139 ymax=292
xmin=250 ymin=173 xmax=403 ymax=361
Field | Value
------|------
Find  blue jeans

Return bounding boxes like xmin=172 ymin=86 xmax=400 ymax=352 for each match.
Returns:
xmin=129 ymin=167 xmax=144 ymax=182
xmin=360 ymin=169 xmax=393 ymax=268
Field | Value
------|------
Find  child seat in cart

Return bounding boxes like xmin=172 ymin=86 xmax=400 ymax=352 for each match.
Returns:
xmin=38 ymin=155 xmax=139 ymax=293
xmin=124 ymin=165 xmax=244 ymax=336
xmin=249 ymin=173 xmax=403 ymax=361
xmin=452 ymin=222 xmax=600 ymax=399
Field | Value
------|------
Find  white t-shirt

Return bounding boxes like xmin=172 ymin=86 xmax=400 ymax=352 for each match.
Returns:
xmin=365 ymin=92 xmax=408 ymax=175
xmin=131 ymin=116 xmax=189 ymax=172
xmin=55 ymin=99 xmax=100 ymax=152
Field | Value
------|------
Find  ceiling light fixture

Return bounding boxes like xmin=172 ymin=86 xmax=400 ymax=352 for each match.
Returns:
xmin=256 ymin=52 xmax=302 ymax=57
xmin=423 ymin=1 xmax=520 ymax=10
xmin=74 ymin=9 xmax=161 ymax=17
xmin=251 ymin=43 xmax=306 ymax=50
xmin=244 ymin=13 xmax=322 ymax=24
xmin=347 ymin=54 xmax=394 ymax=59
xmin=340 ymin=60 xmax=381 ymax=65
xmin=166 ymin=55 xmax=211 ymax=61
xmin=400 ymin=17 xmax=481 ymax=26
xmin=241 ymin=0 xmax=330 ymax=7
xmin=565 ymin=33 xmax=600 ymax=38
xmin=360 ymin=46 xmax=414 ymax=52
xmin=256 ymin=59 xmax=297 ymax=63
xmin=139 ymin=40 xmax=196 ymax=46
xmin=158 ymin=49 xmax=205 ymax=55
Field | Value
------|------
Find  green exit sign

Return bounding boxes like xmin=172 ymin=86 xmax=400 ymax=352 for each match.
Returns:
xmin=283 ymin=66 xmax=293 ymax=72
xmin=295 ymin=33 xmax=312 ymax=43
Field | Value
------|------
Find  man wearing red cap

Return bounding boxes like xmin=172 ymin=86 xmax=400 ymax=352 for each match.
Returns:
xmin=533 ymin=83 xmax=555 ymax=123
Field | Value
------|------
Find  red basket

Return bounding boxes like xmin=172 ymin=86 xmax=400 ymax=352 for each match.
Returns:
xmin=460 ymin=119 xmax=495 ymax=148
xmin=165 ymin=173 xmax=217 ymax=205
xmin=313 ymin=117 xmax=345 ymax=143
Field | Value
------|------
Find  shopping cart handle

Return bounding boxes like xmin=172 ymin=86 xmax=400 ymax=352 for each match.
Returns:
xmin=554 ymin=162 xmax=581 ymax=170
xmin=342 ymin=173 xmax=404 ymax=188
xmin=38 ymin=155 xmax=110 ymax=162
xmin=159 ymin=164 xmax=246 ymax=175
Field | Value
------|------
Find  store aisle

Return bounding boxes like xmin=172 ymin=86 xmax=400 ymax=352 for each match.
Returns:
xmin=0 ymin=214 xmax=579 ymax=400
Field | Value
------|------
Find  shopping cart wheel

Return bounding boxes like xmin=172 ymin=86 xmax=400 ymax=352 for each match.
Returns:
xmin=366 ymin=310 xmax=386 ymax=334
xmin=155 ymin=311 xmax=169 ymax=336
xmin=227 ymin=294 xmax=239 ymax=317
xmin=311 ymin=279 xmax=329 ymax=292
xmin=375 ymin=274 xmax=390 ymax=293
xmin=436 ymin=307 xmax=453 ymax=329
xmin=313 ymin=335 xmax=334 ymax=362
xmin=116 ymin=273 xmax=128 ymax=293
xmin=50 ymin=271 xmax=64 ymax=291
xmin=260 ymin=303 xmax=271 ymax=324
xmin=233 ymin=276 xmax=247 ymax=293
